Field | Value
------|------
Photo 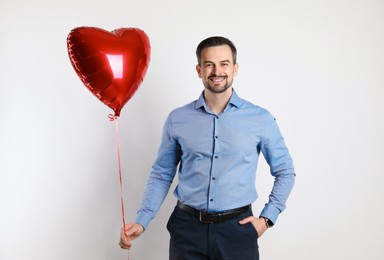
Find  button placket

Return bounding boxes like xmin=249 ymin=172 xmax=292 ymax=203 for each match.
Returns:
xmin=208 ymin=115 xmax=220 ymax=209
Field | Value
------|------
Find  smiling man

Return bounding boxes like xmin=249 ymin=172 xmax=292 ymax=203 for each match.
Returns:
xmin=119 ymin=36 xmax=296 ymax=260
xmin=198 ymin=44 xmax=238 ymax=94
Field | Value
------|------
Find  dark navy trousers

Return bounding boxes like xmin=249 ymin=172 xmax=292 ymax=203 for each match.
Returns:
xmin=166 ymin=206 xmax=259 ymax=260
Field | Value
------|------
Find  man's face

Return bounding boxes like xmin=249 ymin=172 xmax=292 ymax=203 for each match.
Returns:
xmin=196 ymin=45 xmax=238 ymax=94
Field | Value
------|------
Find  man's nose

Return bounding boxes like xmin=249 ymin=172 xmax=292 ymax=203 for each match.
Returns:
xmin=212 ymin=64 xmax=222 ymax=75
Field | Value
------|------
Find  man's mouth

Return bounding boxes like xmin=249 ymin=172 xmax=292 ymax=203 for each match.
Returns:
xmin=208 ymin=76 xmax=227 ymax=83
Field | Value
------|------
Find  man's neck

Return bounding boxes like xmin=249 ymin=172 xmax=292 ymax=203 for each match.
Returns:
xmin=203 ymin=88 xmax=233 ymax=115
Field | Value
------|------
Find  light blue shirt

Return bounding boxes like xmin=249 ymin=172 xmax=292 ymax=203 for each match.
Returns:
xmin=136 ymin=90 xmax=295 ymax=230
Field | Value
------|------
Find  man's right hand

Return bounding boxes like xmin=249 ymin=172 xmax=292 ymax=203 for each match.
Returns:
xmin=119 ymin=223 xmax=144 ymax=250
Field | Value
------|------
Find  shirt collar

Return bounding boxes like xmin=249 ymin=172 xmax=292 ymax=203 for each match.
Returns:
xmin=195 ymin=89 xmax=241 ymax=111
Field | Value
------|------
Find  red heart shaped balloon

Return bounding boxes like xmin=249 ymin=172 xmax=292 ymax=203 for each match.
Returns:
xmin=67 ymin=27 xmax=151 ymax=117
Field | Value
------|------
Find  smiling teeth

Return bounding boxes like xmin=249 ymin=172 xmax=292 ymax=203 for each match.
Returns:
xmin=210 ymin=77 xmax=225 ymax=82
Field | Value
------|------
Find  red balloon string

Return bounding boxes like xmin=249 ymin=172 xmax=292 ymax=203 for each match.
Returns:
xmin=109 ymin=114 xmax=127 ymax=232
xmin=109 ymin=114 xmax=131 ymax=259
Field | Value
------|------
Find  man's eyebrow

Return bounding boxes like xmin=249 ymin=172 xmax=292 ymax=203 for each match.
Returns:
xmin=203 ymin=59 xmax=231 ymax=64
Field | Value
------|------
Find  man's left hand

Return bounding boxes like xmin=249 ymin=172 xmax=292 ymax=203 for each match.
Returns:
xmin=239 ymin=216 xmax=268 ymax=238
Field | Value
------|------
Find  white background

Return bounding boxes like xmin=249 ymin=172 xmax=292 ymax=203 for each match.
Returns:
xmin=1 ymin=0 xmax=383 ymax=259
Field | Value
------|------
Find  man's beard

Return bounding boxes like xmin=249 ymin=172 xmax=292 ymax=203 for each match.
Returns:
xmin=203 ymin=76 xmax=232 ymax=94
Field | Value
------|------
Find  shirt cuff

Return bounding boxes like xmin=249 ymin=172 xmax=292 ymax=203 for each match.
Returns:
xmin=135 ymin=211 xmax=153 ymax=231
xmin=259 ymin=203 xmax=281 ymax=226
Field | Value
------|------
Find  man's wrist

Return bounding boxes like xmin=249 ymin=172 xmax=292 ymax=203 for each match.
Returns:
xmin=261 ymin=217 xmax=274 ymax=228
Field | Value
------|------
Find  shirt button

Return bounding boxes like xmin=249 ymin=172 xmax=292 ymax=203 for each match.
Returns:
xmin=212 ymin=177 xmax=216 ymax=180
xmin=215 ymin=136 xmax=218 ymax=139
xmin=214 ymin=155 xmax=218 ymax=159
xmin=210 ymin=199 xmax=214 ymax=202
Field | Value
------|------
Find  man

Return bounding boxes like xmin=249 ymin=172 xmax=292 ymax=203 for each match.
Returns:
xmin=119 ymin=36 xmax=295 ymax=259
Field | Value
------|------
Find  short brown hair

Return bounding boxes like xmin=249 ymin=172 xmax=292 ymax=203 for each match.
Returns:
xmin=196 ymin=36 xmax=237 ymax=65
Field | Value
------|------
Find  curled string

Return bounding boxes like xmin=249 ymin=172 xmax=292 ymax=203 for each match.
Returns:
xmin=108 ymin=114 xmax=118 ymax=122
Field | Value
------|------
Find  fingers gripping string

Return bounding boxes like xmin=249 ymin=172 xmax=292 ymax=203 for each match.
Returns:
xmin=109 ymin=114 xmax=126 ymax=231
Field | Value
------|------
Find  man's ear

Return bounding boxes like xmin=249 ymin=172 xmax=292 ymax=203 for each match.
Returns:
xmin=234 ymin=63 xmax=239 ymax=76
xmin=196 ymin=65 xmax=202 ymax=78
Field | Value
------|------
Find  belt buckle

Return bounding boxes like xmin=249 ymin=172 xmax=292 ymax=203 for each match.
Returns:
xmin=199 ymin=211 xmax=214 ymax=224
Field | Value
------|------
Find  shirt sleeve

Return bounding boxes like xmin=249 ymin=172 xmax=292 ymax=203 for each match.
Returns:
xmin=259 ymin=113 xmax=296 ymax=225
xmin=135 ymin=114 xmax=181 ymax=230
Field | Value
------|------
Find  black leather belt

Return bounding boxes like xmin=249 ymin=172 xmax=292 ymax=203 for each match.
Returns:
xmin=176 ymin=201 xmax=251 ymax=224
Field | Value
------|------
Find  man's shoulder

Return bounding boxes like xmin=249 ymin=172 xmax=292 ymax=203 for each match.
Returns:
xmin=167 ymin=100 xmax=198 ymax=117
xmin=237 ymin=97 xmax=271 ymax=117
